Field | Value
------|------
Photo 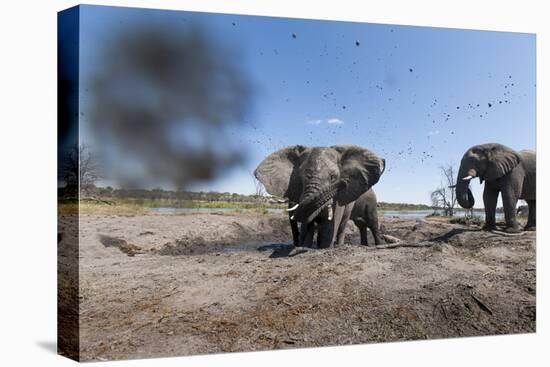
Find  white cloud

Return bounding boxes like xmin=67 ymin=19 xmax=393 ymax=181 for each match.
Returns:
xmin=327 ymin=118 xmax=344 ymax=125
xmin=306 ymin=118 xmax=344 ymax=125
xmin=427 ymin=130 xmax=440 ymax=136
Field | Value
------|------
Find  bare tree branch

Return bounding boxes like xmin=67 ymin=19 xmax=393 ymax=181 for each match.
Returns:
xmin=430 ymin=163 xmax=458 ymax=216
xmin=62 ymin=145 xmax=101 ymax=198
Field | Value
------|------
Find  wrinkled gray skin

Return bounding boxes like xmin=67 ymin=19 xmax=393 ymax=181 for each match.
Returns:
xmin=255 ymin=145 xmax=385 ymax=248
xmin=455 ymin=143 xmax=536 ymax=233
xmin=350 ymin=189 xmax=382 ymax=246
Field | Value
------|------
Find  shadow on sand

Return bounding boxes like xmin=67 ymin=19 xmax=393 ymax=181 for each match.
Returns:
xmin=257 ymin=243 xmax=309 ymax=258
xmin=431 ymin=228 xmax=480 ymax=242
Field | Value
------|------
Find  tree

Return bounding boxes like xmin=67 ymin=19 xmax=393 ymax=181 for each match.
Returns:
xmin=430 ymin=187 xmax=446 ymax=212
xmin=430 ymin=163 xmax=458 ymax=216
xmin=62 ymin=145 xmax=101 ymax=197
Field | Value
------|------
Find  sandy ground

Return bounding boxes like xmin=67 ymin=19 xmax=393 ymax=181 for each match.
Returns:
xmin=58 ymin=211 xmax=536 ymax=361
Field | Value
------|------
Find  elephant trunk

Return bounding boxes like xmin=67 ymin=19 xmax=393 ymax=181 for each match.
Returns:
xmin=292 ymin=181 xmax=343 ymax=223
xmin=455 ymin=166 xmax=476 ymax=209
xmin=456 ymin=180 xmax=475 ymax=209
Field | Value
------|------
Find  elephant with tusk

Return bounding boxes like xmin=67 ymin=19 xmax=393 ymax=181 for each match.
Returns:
xmin=255 ymin=145 xmax=385 ymax=248
xmin=454 ymin=143 xmax=536 ymax=233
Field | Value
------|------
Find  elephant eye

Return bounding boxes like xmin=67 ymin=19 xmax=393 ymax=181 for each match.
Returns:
xmin=329 ymin=173 xmax=338 ymax=181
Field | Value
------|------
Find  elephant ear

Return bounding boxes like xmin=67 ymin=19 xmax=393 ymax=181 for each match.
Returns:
xmin=254 ymin=145 xmax=306 ymax=199
xmin=484 ymin=144 xmax=521 ymax=181
xmin=332 ymin=145 xmax=385 ymax=205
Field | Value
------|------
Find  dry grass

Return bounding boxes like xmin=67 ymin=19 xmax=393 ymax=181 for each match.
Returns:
xmin=58 ymin=201 xmax=148 ymax=216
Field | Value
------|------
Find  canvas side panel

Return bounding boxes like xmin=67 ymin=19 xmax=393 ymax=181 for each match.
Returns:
xmin=57 ymin=5 xmax=80 ymax=361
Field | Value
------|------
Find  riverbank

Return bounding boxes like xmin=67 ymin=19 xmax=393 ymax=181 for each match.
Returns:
xmin=63 ymin=199 xmax=495 ymax=221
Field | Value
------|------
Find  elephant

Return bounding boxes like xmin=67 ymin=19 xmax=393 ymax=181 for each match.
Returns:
xmin=255 ymin=145 xmax=385 ymax=248
xmin=454 ymin=143 xmax=536 ymax=233
xmin=350 ymin=189 xmax=383 ymax=246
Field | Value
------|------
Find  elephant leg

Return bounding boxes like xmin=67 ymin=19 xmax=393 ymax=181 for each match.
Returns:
xmin=335 ymin=204 xmax=353 ymax=246
xmin=369 ymin=215 xmax=382 ymax=246
xmin=289 ymin=216 xmax=300 ymax=246
xmin=361 ymin=227 xmax=369 ymax=246
xmin=482 ymin=186 xmax=498 ymax=231
xmin=288 ymin=202 xmax=300 ymax=246
xmin=353 ymin=219 xmax=368 ymax=246
xmin=299 ymin=222 xmax=315 ymax=248
xmin=324 ymin=204 xmax=346 ymax=248
xmin=317 ymin=219 xmax=333 ymax=249
xmin=525 ymin=200 xmax=536 ymax=231
xmin=501 ymin=186 xmax=521 ymax=233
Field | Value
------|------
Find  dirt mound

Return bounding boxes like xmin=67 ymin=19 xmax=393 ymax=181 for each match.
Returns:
xmin=73 ymin=213 xmax=536 ymax=361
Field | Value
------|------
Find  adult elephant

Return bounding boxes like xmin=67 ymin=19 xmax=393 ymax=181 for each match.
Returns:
xmin=255 ymin=145 xmax=385 ymax=248
xmin=454 ymin=143 xmax=536 ymax=233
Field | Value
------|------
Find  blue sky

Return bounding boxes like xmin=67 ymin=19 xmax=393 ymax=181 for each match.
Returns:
xmin=78 ymin=5 xmax=535 ymax=206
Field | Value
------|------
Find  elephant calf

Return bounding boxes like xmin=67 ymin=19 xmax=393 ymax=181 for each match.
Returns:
xmin=455 ymin=143 xmax=536 ymax=233
xmin=350 ymin=189 xmax=383 ymax=246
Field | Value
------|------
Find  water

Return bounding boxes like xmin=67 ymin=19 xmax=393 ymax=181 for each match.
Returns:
xmin=223 ymin=242 xmax=293 ymax=253
xmin=149 ymin=207 xmax=502 ymax=220
xmin=380 ymin=210 xmax=504 ymax=220
xmin=380 ymin=210 xmax=433 ymax=220
xmin=150 ymin=207 xmax=283 ymax=214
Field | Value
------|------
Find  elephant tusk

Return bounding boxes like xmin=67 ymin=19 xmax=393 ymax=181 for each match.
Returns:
xmin=462 ymin=175 xmax=474 ymax=180
xmin=448 ymin=184 xmax=456 ymax=188
xmin=290 ymin=215 xmax=295 ymax=220
xmin=327 ymin=204 xmax=333 ymax=221
xmin=286 ymin=204 xmax=299 ymax=212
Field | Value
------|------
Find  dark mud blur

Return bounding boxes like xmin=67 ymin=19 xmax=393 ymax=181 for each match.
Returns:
xmin=88 ymin=23 xmax=252 ymax=189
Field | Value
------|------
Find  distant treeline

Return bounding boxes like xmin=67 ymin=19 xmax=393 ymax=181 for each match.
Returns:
xmin=60 ymin=186 xmax=275 ymax=203
xmin=59 ymin=186 xmax=453 ymax=211
xmin=377 ymin=202 xmax=431 ymax=211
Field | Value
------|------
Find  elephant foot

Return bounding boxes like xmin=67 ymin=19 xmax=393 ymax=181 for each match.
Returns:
xmin=524 ymin=225 xmax=536 ymax=232
xmin=481 ymin=224 xmax=496 ymax=231
xmin=374 ymin=237 xmax=385 ymax=246
xmin=504 ymin=226 xmax=522 ymax=234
